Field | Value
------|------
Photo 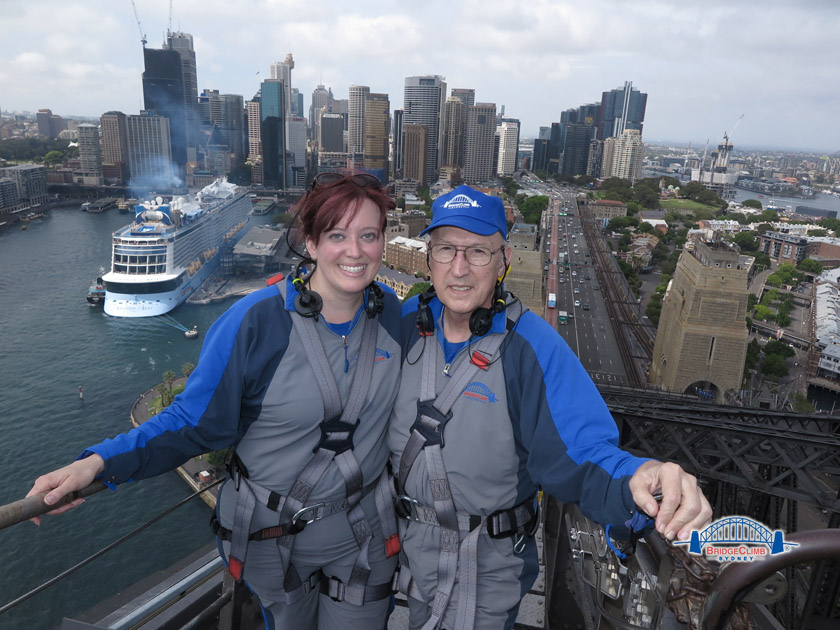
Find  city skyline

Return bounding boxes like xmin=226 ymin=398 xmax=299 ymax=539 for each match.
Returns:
xmin=1 ymin=0 xmax=839 ymax=152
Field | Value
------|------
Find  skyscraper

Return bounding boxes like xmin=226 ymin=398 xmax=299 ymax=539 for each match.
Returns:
xmin=450 ymin=88 xmax=475 ymax=109
xmin=220 ymin=94 xmax=245 ymax=164
xmin=320 ymin=113 xmax=345 ymax=152
xmin=287 ymin=116 xmax=308 ymax=186
xmin=260 ymin=79 xmax=286 ymax=189
xmin=610 ymin=129 xmax=644 ymax=182
xmin=463 ymin=102 xmax=496 ymax=183
xmin=270 ymin=54 xmax=294 ymax=118
xmin=100 ymin=111 xmax=129 ymax=184
xmin=246 ymin=98 xmax=261 ymax=162
xmin=441 ymin=96 xmax=465 ymax=169
xmin=126 ymin=111 xmax=173 ymax=189
xmin=142 ymin=47 xmax=187 ymax=180
xmin=597 ymin=81 xmax=647 ymax=141
xmin=310 ymin=84 xmax=331 ymax=141
xmin=561 ymin=123 xmax=593 ymax=176
xmin=164 ymin=31 xmax=199 ymax=164
xmin=496 ymin=119 xmax=519 ymax=177
xmin=76 ymin=124 xmax=103 ymax=186
xmin=392 ymin=108 xmax=404 ymax=178
xmin=363 ymin=93 xmax=390 ymax=182
xmin=547 ymin=123 xmax=563 ymax=174
xmin=402 ymin=124 xmax=427 ymax=184
xmin=532 ymin=139 xmax=550 ymax=173
xmin=348 ymin=85 xmax=370 ymax=160
xmin=403 ymin=75 xmax=446 ymax=186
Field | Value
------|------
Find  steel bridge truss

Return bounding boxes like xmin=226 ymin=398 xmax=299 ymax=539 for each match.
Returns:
xmin=600 ymin=387 xmax=840 ymax=628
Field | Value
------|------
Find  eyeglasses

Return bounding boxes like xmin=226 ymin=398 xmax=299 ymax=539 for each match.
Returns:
xmin=310 ymin=172 xmax=382 ymax=191
xmin=429 ymin=244 xmax=503 ymax=266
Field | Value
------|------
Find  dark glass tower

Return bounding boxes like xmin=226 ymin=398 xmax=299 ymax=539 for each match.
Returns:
xmin=596 ymin=81 xmax=647 ymax=141
xmin=142 ymin=48 xmax=187 ymax=182
xmin=260 ymin=80 xmax=286 ymax=189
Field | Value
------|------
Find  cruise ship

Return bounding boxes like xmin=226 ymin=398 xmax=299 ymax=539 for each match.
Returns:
xmin=103 ymin=179 xmax=251 ymax=317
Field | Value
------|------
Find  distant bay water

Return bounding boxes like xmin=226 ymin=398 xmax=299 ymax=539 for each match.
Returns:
xmin=0 ymin=206 xmax=270 ymax=628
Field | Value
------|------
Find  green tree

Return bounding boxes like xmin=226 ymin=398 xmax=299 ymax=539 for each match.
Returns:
xmin=182 ymin=362 xmax=195 ymax=378
xmin=43 ymin=150 xmax=66 ymax=166
xmin=754 ymin=305 xmax=775 ymax=321
xmin=396 ymin=196 xmax=406 ymax=210
xmin=757 ymin=209 xmax=780 ymax=223
xmin=798 ymin=258 xmax=823 ymax=274
xmin=791 ymin=393 xmax=815 ymax=414
xmin=742 ymin=199 xmax=763 ymax=209
xmin=207 ymin=446 xmax=232 ymax=470
xmin=760 ymin=354 xmax=789 ymax=380
xmin=775 ymin=312 xmax=792 ymax=327
xmin=155 ymin=382 xmax=173 ymax=408
xmin=753 ymin=251 xmax=772 ymax=270
xmin=743 ymin=338 xmax=761 ymax=377
xmin=163 ymin=370 xmax=177 ymax=392
xmin=761 ymin=288 xmax=779 ymax=306
xmin=808 ymin=229 xmax=828 ymax=237
xmin=817 ymin=217 xmax=840 ymax=232
xmin=518 ymin=195 xmax=549 ymax=224
xmin=764 ymin=340 xmax=795 ymax=358
xmin=733 ymin=231 xmax=757 ymax=251
xmin=403 ymin=282 xmax=430 ymax=302
xmin=747 ymin=293 xmax=758 ymax=310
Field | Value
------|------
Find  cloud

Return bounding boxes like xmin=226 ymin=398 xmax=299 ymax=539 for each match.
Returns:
xmin=1 ymin=0 xmax=838 ymax=150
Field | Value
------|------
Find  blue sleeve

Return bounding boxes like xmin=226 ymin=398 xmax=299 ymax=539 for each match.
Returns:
xmin=505 ymin=312 xmax=648 ymax=525
xmin=83 ymin=287 xmax=288 ymax=485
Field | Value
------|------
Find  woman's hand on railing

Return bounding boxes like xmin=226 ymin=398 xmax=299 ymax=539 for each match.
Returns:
xmin=25 ymin=455 xmax=106 ymax=525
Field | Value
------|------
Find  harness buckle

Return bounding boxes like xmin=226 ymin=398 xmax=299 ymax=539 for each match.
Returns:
xmin=291 ymin=503 xmax=326 ymax=530
xmin=412 ymin=400 xmax=452 ymax=448
xmin=394 ymin=494 xmax=421 ymax=521
xmin=315 ymin=416 xmax=360 ymax=455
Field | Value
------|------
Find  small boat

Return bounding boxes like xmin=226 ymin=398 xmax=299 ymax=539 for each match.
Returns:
xmin=86 ymin=268 xmax=107 ymax=305
xmin=81 ymin=202 xmax=92 ymax=211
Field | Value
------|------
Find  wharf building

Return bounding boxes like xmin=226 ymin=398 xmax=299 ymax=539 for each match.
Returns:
xmin=402 ymin=75 xmax=446 ymax=186
xmin=0 ymin=164 xmax=48 ymax=211
xmin=649 ymin=240 xmax=752 ymax=402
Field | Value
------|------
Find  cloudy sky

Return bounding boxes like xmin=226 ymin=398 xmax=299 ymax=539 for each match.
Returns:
xmin=1 ymin=0 xmax=838 ymax=152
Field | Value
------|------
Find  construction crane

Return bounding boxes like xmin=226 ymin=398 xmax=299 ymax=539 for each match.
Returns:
xmin=129 ymin=0 xmax=146 ymax=47
xmin=723 ymin=113 xmax=744 ymax=146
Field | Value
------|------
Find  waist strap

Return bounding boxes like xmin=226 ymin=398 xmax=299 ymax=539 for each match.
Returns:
xmin=395 ymin=494 xmax=537 ymax=539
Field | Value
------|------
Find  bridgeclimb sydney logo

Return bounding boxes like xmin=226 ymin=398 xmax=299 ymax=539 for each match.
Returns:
xmin=462 ymin=382 xmax=496 ymax=403
xmin=442 ymin=194 xmax=480 ymax=209
xmin=673 ymin=515 xmax=798 ymax=562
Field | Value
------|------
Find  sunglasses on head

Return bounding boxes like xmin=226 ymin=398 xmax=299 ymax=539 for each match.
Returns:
xmin=310 ymin=172 xmax=382 ymax=191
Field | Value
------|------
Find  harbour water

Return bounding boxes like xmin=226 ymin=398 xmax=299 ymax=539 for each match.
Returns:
xmin=0 ymin=206 xmax=269 ymax=628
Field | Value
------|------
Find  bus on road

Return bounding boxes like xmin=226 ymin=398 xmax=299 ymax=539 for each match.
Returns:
xmin=548 ymin=292 xmax=556 ymax=308
xmin=558 ymin=310 xmax=568 ymax=324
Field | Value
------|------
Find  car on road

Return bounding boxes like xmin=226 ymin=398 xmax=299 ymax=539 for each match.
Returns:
xmin=574 ymin=288 xmax=580 ymax=294
xmin=583 ymin=303 xmax=590 ymax=310
xmin=574 ymin=300 xmax=581 ymax=307
xmin=572 ymin=271 xmax=577 ymax=276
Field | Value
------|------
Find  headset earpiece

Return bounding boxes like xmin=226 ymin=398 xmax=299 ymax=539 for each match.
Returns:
xmin=365 ymin=282 xmax=385 ymax=319
xmin=415 ymin=286 xmax=437 ymax=336
xmin=292 ymin=268 xmax=323 ymax=320
xmin=468 ymin=282 xmax=508 ymax=337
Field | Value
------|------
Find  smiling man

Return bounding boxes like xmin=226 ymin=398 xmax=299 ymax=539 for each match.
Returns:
xmin=387 ymin=184 xmax=711 ymax=630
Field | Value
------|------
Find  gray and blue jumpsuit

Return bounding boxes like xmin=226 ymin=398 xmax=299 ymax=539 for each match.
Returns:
xmin=387 ymin=294 xmax=648 ymax=630
xmin=82 ymin=277 xmax=402 ymax=629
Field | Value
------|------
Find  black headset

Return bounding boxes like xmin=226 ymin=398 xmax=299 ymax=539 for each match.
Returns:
xmin=415 ymin=282 xmax=509 ymax=338
xmin=292 ymin=261 xmax=384 ymax=321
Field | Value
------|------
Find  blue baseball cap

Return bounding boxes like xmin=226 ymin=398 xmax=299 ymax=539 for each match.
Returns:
xmin=420 ymin=185 xmax=507 ymax=239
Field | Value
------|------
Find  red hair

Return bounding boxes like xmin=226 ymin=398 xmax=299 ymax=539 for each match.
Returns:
xmin=295 ymin=174 xmax=395 ymax=249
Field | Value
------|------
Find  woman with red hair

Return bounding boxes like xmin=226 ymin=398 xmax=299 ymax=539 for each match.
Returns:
xmin=28 ymin=173 xmax=402 ymax=628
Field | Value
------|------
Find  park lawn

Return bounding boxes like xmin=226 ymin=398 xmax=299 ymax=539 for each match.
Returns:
xmin=659 ymin=198 xmax=719 ymax=214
